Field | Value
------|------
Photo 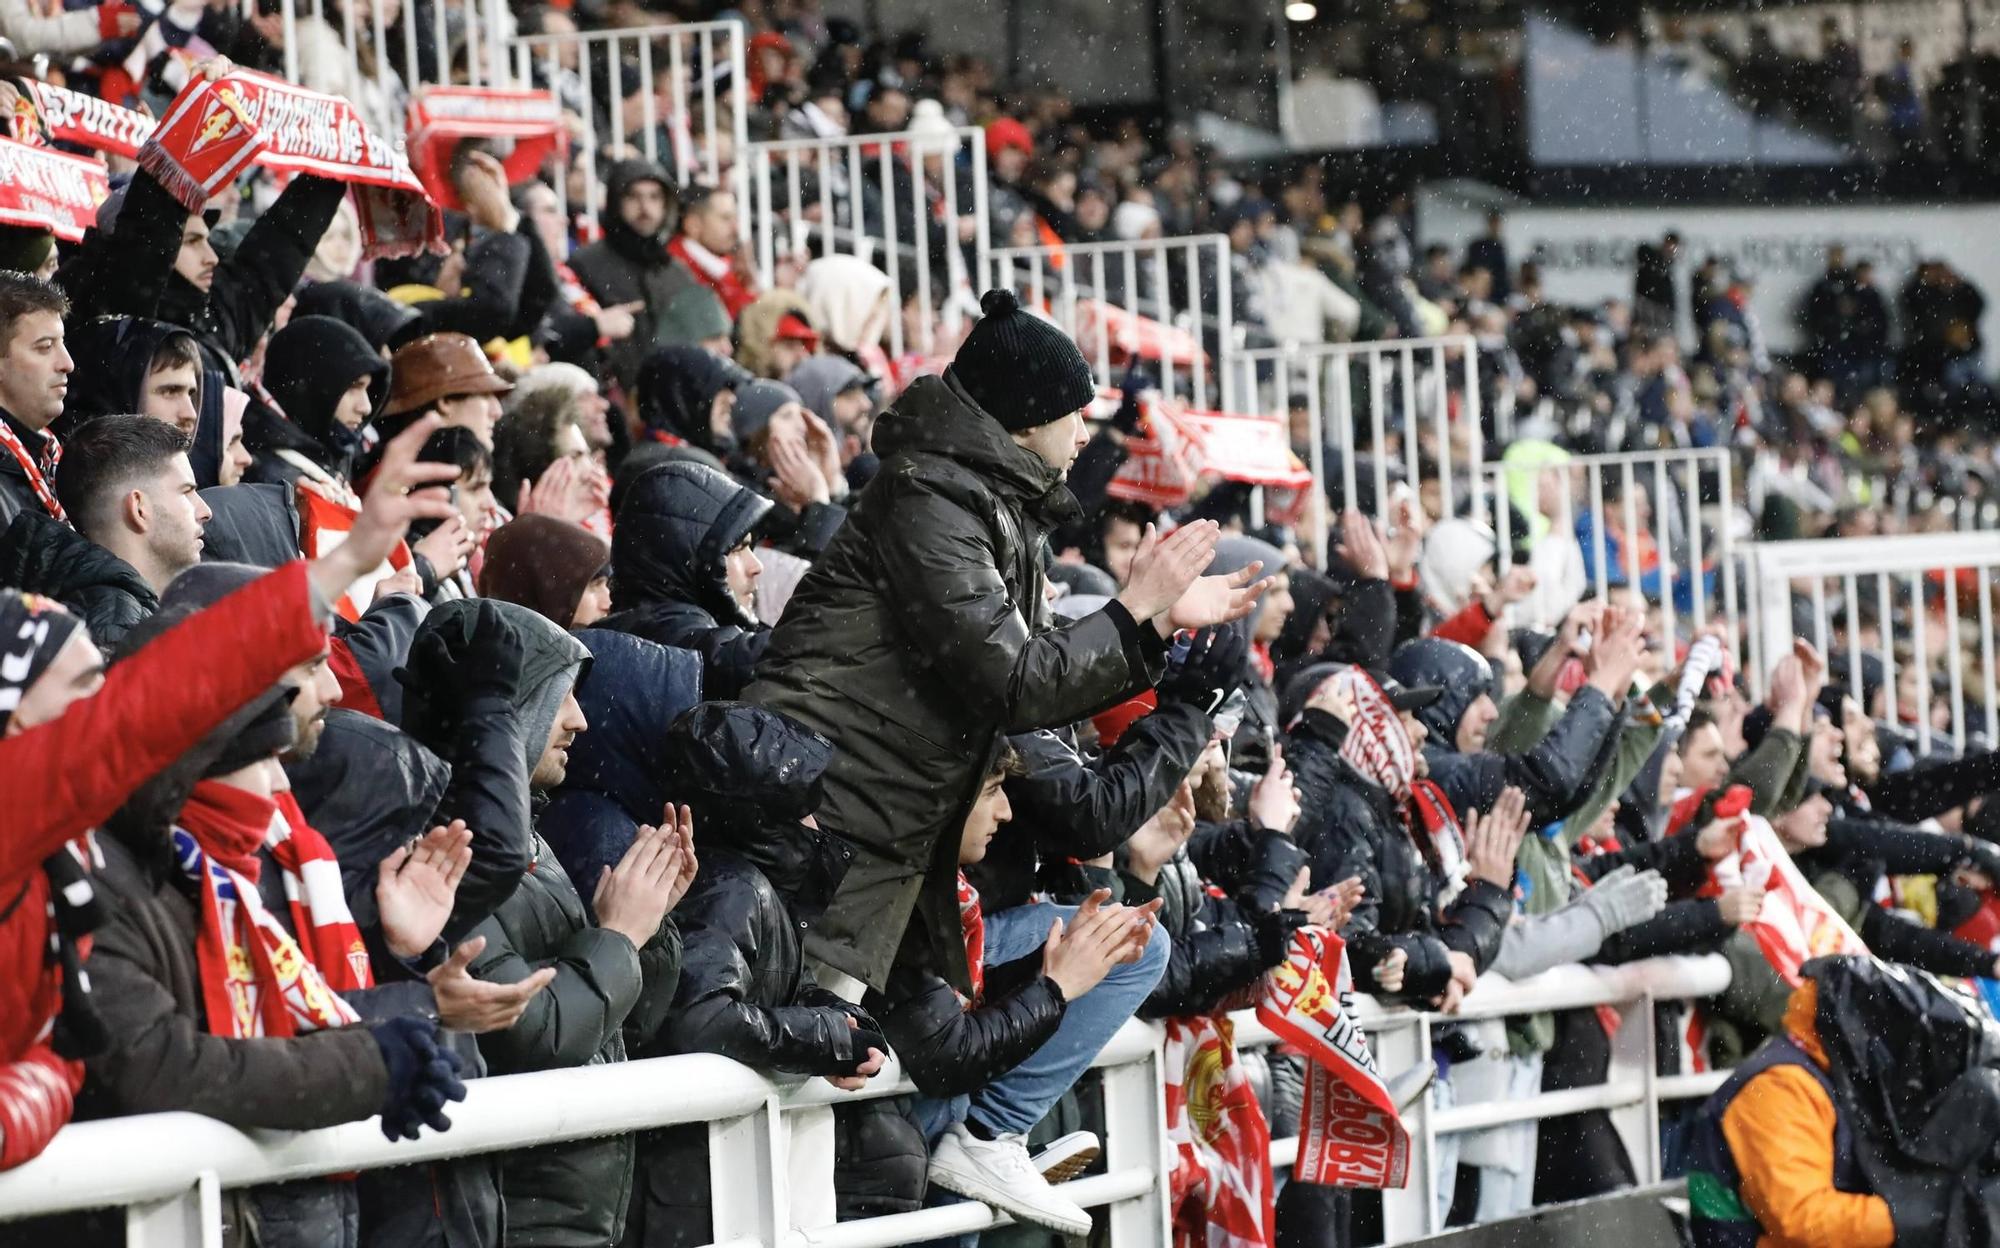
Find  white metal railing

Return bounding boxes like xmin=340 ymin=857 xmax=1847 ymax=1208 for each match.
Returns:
xmin=1223 ymin=337 xmax=1488 ymax=567
xmin=986 ymin=235 xmax=1237 ymax=415
xmin=742 ymin=127 xmax=990 ymax=356
xmin=0 ymin=956 xmax=1729 ymax=1248
xmin=1481 ymin=447 xmax=1742 ymax=673
xmin=1747 ymin=531 xmax=2000 ymax=752
xmin=509 ymin=21 xmax=749 ymax=231
xmin=268 ymin=0 xmax=516 ymax=123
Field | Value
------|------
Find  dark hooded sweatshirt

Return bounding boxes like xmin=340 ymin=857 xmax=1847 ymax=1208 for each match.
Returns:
xmin=54 ymin=317 xmax=200 ymax=438
xmin=568 ymin=159 xmax=695 ymax=392
xmin=254 ymin=315 xmax=392 ymax=487
xmin=599 ymin=460 xmax=774 ymax=699
xmin=634 ymin=343 xmax=745 ymax=463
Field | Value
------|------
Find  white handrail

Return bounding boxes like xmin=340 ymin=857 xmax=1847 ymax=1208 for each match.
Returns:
xmin=0 ymin=955 xmax=1730 ymax=1247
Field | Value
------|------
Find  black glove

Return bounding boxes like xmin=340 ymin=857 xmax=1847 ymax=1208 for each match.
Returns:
xmin=371 ymin=1017 xmax=468 ymax=1142
xmin=1250 ymin=907 xmax=1312 ymax=967
xmin=395 ymin=601 xmax=527 ymax=740
xmin=799 ymin=986 xmax=885 ymax=1038
xmin=1158 ymin=627 xmax=1248 ymax=714
xmin=825 ymin=1009 xmax=889 ymax=1078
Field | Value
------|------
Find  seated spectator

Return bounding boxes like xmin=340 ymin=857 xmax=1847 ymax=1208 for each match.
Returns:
xmin=49 ymin=416 xmax=210 ymax=645
xmin=57 ymin=318 xmax=202 ymax=438
xmin=634 ymin=344 xmax=751 ymax=468
xmin=491 ymin=385 xmax=610 ymax=529
xmin=629 ymin=702 xmax=888 ymax=1246
xmin=254 ymin=315 xmax=391 ymax=493
xmin=380 ymin=333 xmax=515 ymax=453
xmin=785 ymin=354 xmax=877 ymax=474
xmin=0 ymin=273 xmax=75 ymax=528
xmin=739 ymin=290 xmax=820 ymax=380
xmin=600 ymin=461 xmax=771 ymax=698
xmin=728 ymin=379 xmax=848 ymax=555
xmin=478 ymin=515 xmax=613 ymax=630
xmin=668 ymin=185 xmax=755 ymax=318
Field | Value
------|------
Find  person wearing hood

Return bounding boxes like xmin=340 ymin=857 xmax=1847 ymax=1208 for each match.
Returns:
xmin=188 ymin=375 xmax=254 ymax=491
xmin=478 ymin=515 xmax=613 ymax=630
xmin=796 ymin=255 xmax=895 ymax=378
xmin=738 ymin=290 xmax=820 ymax=380
xmin=293 ymin=280 xmax=429 ymax=356
xmin=55 ymin=317 xmax=202 ymax=440
xmin=634 ymin=343 xmax=751 ymax=466
xmin=599 ymin=461 xmax=772 ymax=698
xmin=786 ymin=353 xmax=877 ymax=471
xmin=58 ymin=165 xmax=347 ymax=382
xmin=255 ymin=315 xmax=393 ymax=489
xmin=625 ymin=702 xmax=888 ymax=1248
xmin=455 ymin=611 xmax=693 ymax=1248
xmin=1389 ymin=622 xmax=1630 ymax=829
xmin=46 ymin=416 xmax=211 ymax=648
xmin=744 ymin=290 xmax=1266 ymax=1033
xmin=728 ymin=379 xmax=848 ymax=557
xmin=569 ymin=159 xmax=694 ymax=393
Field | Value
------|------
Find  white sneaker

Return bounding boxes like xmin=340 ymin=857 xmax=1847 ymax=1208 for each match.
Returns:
xmin=1033 ymin=1130 xmax=1101 ymax=1184
xmin=927 ymin=1123 xmax=1094 ymax=1236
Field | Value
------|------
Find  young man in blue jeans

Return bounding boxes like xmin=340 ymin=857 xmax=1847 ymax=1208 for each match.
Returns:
xmin=873 ymin=755 xmax=1171 ymax=1238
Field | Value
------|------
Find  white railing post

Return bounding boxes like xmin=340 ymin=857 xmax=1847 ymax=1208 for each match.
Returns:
xmin=709 ymin=1094 xmax=787 ymax=1246
xmin=124 ymin=1171 xmax=219 ymax=1248
xmin=1606 ymin=992 xmax=1661 ymax=1185
xmin=1099 ymin=1032 xmax=1172 ymax=1245
xmin=1373 ymin=1017 xmax=1432 ymax=1243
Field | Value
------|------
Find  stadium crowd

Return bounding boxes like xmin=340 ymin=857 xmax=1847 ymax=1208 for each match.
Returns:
xmin=0 ymin=2 xmax=1998 ymax=1248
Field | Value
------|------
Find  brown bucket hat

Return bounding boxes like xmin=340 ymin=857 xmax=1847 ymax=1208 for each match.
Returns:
xmin=386 ymin=332 xmax=513 ymax=417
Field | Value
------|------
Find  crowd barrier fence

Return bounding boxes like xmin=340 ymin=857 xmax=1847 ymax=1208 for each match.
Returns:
xmin=742 ymin=127 xmax=991 ymax=356
xmin=0 ymin=956 xmax=1728 ymax=1248
xmin=1747 ymin=531 xmax=2000 ymax=753
xmin=986 ymin=235 xmax=1238 ymax=417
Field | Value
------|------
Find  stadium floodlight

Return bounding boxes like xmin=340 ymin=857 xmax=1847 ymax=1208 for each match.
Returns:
xmin=1285 ymin=1 xmax=1317 ymax=19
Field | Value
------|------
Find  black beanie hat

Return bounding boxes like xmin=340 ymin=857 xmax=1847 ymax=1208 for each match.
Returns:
xmin=946 ymin=288 xmax=1097 ymax=432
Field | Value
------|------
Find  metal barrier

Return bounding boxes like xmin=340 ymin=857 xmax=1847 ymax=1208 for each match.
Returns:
xmin=1222 ymin=337 xmax=1487 ymax=568
xmin=986 ymin=235 xmax=1237 ymax=416
xmin=0 ymin=956 xmax=1729 ymax=1247
xmin=742 ymin=127 xmax=990 ymax=356
xmin=267 ymin=0 xmax=515 ymax=124
xmin=509 ymin=21 xmax=749 ymax=230
xmin=1480 ymin=448 xmax=1742 ymax=672
xmin=1746 ymin=531 xmax=2000 ymax=752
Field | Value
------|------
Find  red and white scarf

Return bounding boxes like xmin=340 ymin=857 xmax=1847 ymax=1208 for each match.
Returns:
xmin=0 ymin=419 xmax=63 ymax=523
xmin=173 ymin=781 xmax=369 ymax=1039
xmin=954 ymin=870 xmax=985 ymax=1009
xmin=1331 ymin=667 xmax=1466 ymax=887
xmin=138 ymin=70 xmax=442 ymax=259
xmin=1164 ymin=1014 xmax=1272 ymax=1246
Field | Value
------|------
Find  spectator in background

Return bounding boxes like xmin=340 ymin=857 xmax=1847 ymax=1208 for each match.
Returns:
xmin=569 ymin=160 xmax=688 ymax=393
xmin=1634 ymin=230 xmax=1681 ymax=332
xmin=57 ymin=319 xmax=202 ymax=439
xmin=252 ymin=315 xmax=390 ymax=493
xmin=1468 ymin=210 xmax=1511 ymax=304
xmin=478 ymin=515 xmax=613 ymax=631
xmin=668 ymin=185 xmax=756 ymax=319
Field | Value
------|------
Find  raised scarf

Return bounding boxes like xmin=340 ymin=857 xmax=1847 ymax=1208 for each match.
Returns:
xmin=174 ymin=780 xmax=369 ymax=1039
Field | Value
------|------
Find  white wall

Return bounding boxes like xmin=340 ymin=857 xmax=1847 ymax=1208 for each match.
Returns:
xmin=1420 ymin=188 xmax=2000 ymax=356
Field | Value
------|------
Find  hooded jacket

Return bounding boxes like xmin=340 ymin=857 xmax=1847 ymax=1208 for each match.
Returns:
xmin=634 ymin=344 xmax=749 ymax=459
xmin=54 ymin=317 xmax=199 ymax=437
xmin=282 ymin=708 xmax=504 ymax=1248
xmin=736 ymin=289 xmax=817 ymax=379
xmin=745 ymin=372 xmax=1167 ymax=994
xmin=785 ymin=354 xmax=871 ymax=427
xmin=293 ymin=280 xmax=427 ymax=353
xmin=627 ymin=703 xmax=869 ymax=1248
xmin=261 ymin=315 xmax=392 ymax=483
xmin=0 ymin=509 xmax=158 ymax=650
xmin=541 ymin=629 xmax=705 ymax=906
xmin=569 ymin=160 xmax=694 ymax=391
xmin=599 ymin=461 xmax=772 ymax=699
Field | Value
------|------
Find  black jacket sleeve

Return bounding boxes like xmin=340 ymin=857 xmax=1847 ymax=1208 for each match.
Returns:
xmin=1008 ymin=701 xmax=1212 ymax=862
xmin=1429 ymin=686 xmax=1619 ymax=825
xmin=1437 ymin=879 xmax=1512 ymax=973
xmin=430 ymin=691 xmax=534 ymax=941
xmin=1578 ymin=825 xmax=1711 ymax=898
xmin=468 ymin=892 xmax=643 ymax=1073
xmin=1858 ymin=905 xmax=1995 ymax=979
xmin=416 ymin=230 xmax=531 ymax=343
xmin=758 ymin=499 xmax=848 ymax=559
xmin=210 ymin=174 xmax=348 ymax=364
xmin=875 ymin=952 xmax=1066 ymax=1097
xmin=1123 ymin=870 xmax=1274 ymax=1020
xmin=1865 ymin=751 xmax=2000 ymax=824
xmin=1186 ymin=819 xmax=1305 ymax=912
xmin=55 ymin=170 xmax=187 ymax=326
xmin=1392 ymin=583 xmax=1426 ymax=651
xmin=1592 ymin=899 xmax=1728 ymax=964
xmin=1826 ymin=817 xmax=1973 ymax=877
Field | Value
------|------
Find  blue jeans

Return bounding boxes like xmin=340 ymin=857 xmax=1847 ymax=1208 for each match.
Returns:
xmin=914 ymin=900 xmax=1172 ymax=1142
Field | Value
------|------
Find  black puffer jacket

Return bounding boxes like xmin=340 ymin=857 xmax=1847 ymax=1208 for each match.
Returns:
xmin=568 ymin=160 xmax=693 ymax=392
xmin=1285 ymin=709 xmax=1511 ymax=1000
xmin=968 ymin=700 xmax=1212 ymax=914
xmin=870 ymin=947 xmax=1067 ymax=1099
xmin=0 ymin=509 xmax=157 ymax=650
xmin=599 ymin=460 xmax=772 ymax=699
xmin=1124 ymin=850 xmax=1274 ymax=1020
xmin=54 ymin=316 xmax=199 ymax=436
xmin=469 ymin=834 xmax=678 ymax=1248
xmin=745 ymin=372 xmax=1167 ymax=995
xmin=283 ymin=708 xmax=503 ymax=1248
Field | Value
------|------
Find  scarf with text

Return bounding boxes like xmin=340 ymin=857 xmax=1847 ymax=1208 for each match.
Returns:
xmin=1332 ymin=666 xmax=1466 ymax=883
xmin=139 ymin=70 xmax=442 ymax=259
xmin=174 ymin=781 xmax=369 ymax=1039
xmin=1258 ymin=926 xmax=1409 ymax=1189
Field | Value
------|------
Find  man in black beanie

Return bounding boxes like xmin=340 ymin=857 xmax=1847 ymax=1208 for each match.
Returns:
xmin=745 ymin=287 xmax=1269 ymax=1232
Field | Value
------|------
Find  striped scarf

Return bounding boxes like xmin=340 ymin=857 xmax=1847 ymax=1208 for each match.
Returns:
xmin=1333 ymin=667 xmax=1466 ymax=886
xmin=174 ymin=781 xmax=369 ymax=1039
